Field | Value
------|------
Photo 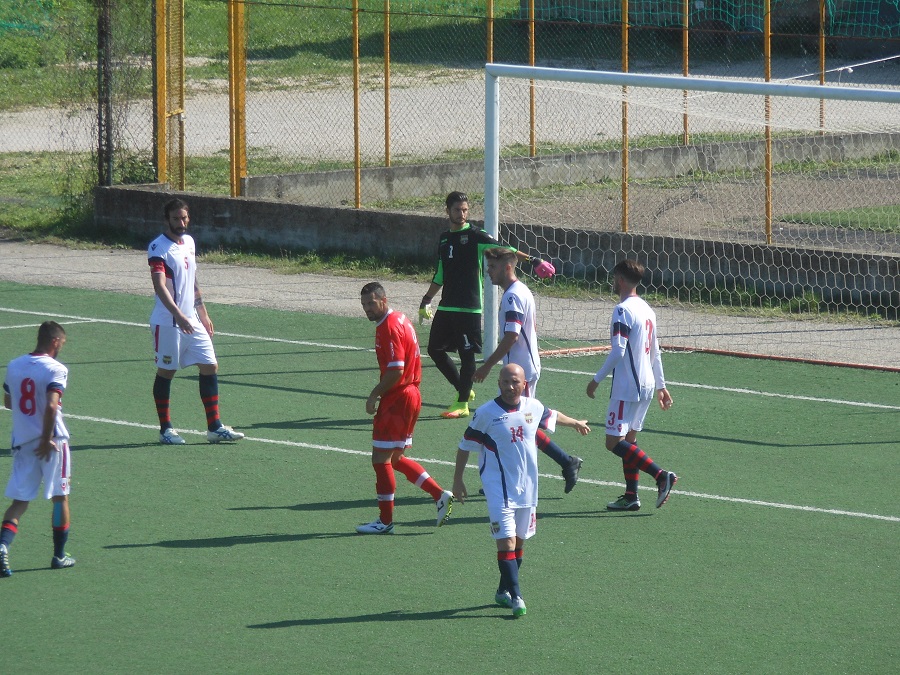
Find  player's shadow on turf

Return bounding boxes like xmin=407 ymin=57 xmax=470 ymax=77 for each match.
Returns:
xmin=247 ymin=605 xmax=500 ymax=628
xmin=64 ymin=443 xmax=151 ymax=452
xmin=230 ymin=497 xmax=425 ymax=512
xmin=245 ymin=417 xmax=370 ymax=431
xmin=558 ymin=511 xmax=654 ymax=518
xmin=406 ymin=514 xmax=485 ymax=527
xmin=215 ymin=378 xmax=367 ymax=402
xmin=104 ymin=532 xmax=360 ymax=549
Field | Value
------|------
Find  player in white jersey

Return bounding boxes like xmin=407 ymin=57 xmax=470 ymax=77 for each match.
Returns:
xmin=473 ymin=248 xmax=584 ymax=493
xmin=454 ymin=363 xmax=590 ymax=617
xmin=586 ymin=259 xmax=678 ymax=512
xmin=148 ymin=198 xmax=244 ymax=445
xmin=1 ymin=321 xmax=75 ymax=577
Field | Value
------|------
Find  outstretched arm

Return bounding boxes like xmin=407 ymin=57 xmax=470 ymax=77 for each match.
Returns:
xmin=554 ymin=412 xmax=591 ymax=436
xmin=511 ymin=250 xmax=555 ymax=279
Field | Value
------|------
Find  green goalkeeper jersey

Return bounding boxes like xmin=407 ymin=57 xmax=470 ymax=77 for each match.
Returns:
xmin=431 ymin=223 xmax=514 ymax=313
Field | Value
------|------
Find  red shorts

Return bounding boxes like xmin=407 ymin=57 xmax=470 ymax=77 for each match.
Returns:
xmin=372 ymin=385 xmax=421 ymax=450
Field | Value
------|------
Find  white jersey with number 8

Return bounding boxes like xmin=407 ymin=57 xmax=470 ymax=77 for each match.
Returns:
xmin=4 ymin=352 xmax=69 ymax=448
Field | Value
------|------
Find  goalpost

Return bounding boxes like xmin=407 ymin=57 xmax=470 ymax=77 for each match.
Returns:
xmin=483 ymin=64 xmax=900 ymax=370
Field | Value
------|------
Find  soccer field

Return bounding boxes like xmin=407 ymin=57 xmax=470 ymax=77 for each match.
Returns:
xmin=0 ymin=281 xmax=897 ymax=673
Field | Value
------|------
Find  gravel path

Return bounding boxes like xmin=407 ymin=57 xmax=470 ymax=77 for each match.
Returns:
xmin=2 ymin=59 xmax=896 ymax=157
xmin=1 ymin=239 xmax=897 ymax=370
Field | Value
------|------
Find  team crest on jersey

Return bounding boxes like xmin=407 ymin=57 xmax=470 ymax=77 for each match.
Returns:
xmin=617 ymin=307 xmax=624 ymax=315
xmin=524 ymin=412 xmax=533 ymax=424
xmin=460 ymin=235 xmax=469 ymax=244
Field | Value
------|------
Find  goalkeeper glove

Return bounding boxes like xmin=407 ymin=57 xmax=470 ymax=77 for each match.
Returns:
xmin=530 ymin=257 xmax=556 ymax=279
xmin=418 ymin=296 xmax=434 ymax=324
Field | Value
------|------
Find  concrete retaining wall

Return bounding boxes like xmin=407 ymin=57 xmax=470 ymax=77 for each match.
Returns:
xmin=95 ymin=185 xmax=899 ymax=311
xmin=243 ymin=132 xmax=900 ymax=205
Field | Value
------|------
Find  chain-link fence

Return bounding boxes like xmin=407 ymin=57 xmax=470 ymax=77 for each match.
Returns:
xmin=0 ymin=0 xmax=897 ymax=229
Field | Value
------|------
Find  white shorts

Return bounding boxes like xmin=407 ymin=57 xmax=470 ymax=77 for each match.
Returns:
xmin=152 ymin=321 xmax=217 ymax=370
xmin=4 ymin=438 xmax=72 ymax=501
xmin=605 ymin=398 xmax=653 ymax=437
xmin=487 ymin=503 xmax=537 ymax=541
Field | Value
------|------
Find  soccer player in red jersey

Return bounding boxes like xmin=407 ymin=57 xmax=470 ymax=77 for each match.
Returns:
xmin=357 ymin=282 xmax=453 ymax=534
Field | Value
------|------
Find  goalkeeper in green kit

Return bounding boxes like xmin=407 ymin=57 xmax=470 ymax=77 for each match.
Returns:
xmin=419 ymin=191 xmax=556 ymax=420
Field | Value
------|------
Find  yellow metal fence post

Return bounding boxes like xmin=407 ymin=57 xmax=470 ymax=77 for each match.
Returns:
xmin=228 ymin=0 xmax=247 ymax=197
xmin=384 ymin=0 xmax=391 ymax=167
xmin=764 ymin=0 xmax=773 ymax=245
xmin=621 ymin=0 xmax=629 ymax=233
xmin=353 ymin=0 xmax=361 ymax=208
xmin=155 ymin=0 xmax=167 ymax=184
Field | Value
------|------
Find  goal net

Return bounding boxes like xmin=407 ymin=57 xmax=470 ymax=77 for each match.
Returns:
xmin=483 ymin=64 xmax=900 ymax=370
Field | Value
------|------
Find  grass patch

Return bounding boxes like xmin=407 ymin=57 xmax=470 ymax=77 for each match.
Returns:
xmin=783 ymin=205 xmax=900 ymax=232
xmin=200 ymin=246 xmax=433 ymax=281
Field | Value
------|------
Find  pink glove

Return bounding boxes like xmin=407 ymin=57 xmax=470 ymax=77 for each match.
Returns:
xmin=532 ymin=259 xmax=556 ymax=279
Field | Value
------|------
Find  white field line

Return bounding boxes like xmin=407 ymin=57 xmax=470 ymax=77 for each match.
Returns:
xmin=544 ymin=366 xmax=900 ymax=410
xmin=2 ymin=307 xmax=898 ymax=522
xmin=19 ymin=412 xmax=900 ymax=523
xmin=0 ymin=306 xmax=368 ymax=351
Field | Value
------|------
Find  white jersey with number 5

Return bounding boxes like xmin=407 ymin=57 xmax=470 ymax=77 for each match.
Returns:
xmin=148 ymin=232 xmax=197 ymax=326
xmin=4 ymin=353 xmax=69 ymax=447
xmin=459 ymin=396 xmax=558 ymax=509
xmin=607 ymin=295 xmax=665 ymax=402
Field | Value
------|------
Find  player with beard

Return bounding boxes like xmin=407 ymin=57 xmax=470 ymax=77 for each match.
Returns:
xmin=148 ymin=198 xmax=244 ymax=445
xmin=418 ymin=191 xmax=556 ymax=420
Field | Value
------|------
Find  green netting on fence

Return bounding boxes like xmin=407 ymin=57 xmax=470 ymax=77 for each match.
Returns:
xmin=0 ymin=0 xmax=53 ymax=34
xmin=263 ymin=0 xmax=900 ymax=38
xmin=519 ymin=0 xmax=900 ymax=37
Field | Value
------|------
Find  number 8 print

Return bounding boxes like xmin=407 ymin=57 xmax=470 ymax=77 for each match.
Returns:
xmin=18 ymin=377 xmax=37 ymax=416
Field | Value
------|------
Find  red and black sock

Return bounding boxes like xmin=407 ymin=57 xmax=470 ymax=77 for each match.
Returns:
xmin=153 ymin=375 xmax=173 ymax=431
xmin=199 ymin=373 xmax=222 ymax=431
xmin=612 ymin=440 xmax=661 ymax=479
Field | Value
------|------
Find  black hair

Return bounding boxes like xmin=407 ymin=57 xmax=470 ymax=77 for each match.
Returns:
xmin=445 ymin=191 xmax=468 ymax=209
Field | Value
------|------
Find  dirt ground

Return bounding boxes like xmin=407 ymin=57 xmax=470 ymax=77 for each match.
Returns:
xmin=1 ymin=239 xmax=897 ymax=370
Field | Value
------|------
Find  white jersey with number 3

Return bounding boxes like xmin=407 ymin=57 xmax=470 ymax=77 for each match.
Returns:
xmin=459 ymin=396 xmax=558 ymax=509
xmin=4 ymin=353 xmax=69 ymax=447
